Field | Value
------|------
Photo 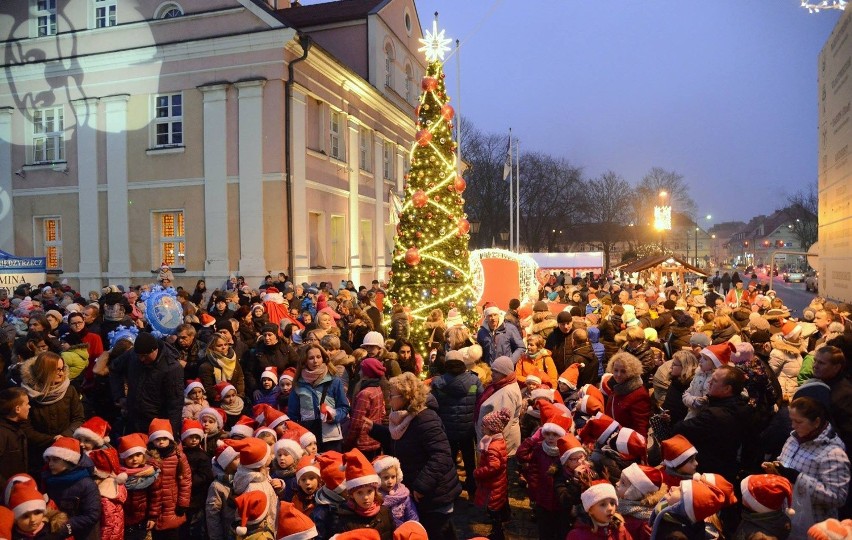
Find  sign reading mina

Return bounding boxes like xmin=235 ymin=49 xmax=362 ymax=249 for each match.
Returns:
xmin=0 ymin=250 xmax=46 ymax=294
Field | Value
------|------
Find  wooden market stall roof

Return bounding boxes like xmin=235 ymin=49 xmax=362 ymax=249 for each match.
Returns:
xmin=621 ymin=254 xmax=710 ymax=277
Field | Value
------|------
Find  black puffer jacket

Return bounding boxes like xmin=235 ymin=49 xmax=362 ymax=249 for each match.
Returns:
xmin=623 ymin=340 xmax=662 ymax=386
xmin=0 ymin=416 xmax=27 ymax=480
xmin=369 ymin=395 xmax=462 ymax=513
xmin=430 ymin=370 xmax=483 ymax=440
xmin=42 ymin=453 xmax=102 ymax=540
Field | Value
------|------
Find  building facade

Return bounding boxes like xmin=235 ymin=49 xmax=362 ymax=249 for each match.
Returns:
xmin=0 ymin=0 xmax=424 ymax=293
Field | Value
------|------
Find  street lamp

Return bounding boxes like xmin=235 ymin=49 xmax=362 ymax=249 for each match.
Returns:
xmin=654 ymin=191 xmax=671 ymax=253
xmin=694 ymin=227 xmax=699 ymax=267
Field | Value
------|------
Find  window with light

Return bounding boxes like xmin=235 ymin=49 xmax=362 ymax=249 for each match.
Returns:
xmin=42 ymin=217 xmax=62 ymax=270
xmin=383 ymin=140 xmax=395 ymax=181
xmin=158 ymin=211 xmax=185 ymax=268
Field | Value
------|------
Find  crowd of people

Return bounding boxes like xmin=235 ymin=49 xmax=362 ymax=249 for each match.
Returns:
xmin=0 ymin=267 xmax=851 ymax=539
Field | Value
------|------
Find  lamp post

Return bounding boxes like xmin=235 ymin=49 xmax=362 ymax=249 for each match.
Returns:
xmin=654 ymin=191 xmax=671 ymax=253
xmin=694 ymin=227 xmax=699 ymax=267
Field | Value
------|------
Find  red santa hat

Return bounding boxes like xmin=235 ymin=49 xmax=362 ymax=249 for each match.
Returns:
xmin=577 ymin=413 xmax=620 ymax=446
xmin=680 ymin=479 xmax=727 ymax=523
xmin=530 ymin=388 xmax=556 ymax=404
xmin=275 ymin=501 xmax=318 ymax=540
xmin=295 ymin=454 xmax=321 ymax=483
xmin=230 ymin=415 xmax=258 ymax=438
xmin=558 ymin=363 xmax=584 ymax=390
xmin=148 ymin=418 xmax=174 ymax=443
xmin=263 ymin=407 xmax=289 ymax=431
xmin=118 ymin=433 xmax=149 ymax=460
xmin=261 ymin=366 xmax=278 ymax=383
xmin=662 ymin=435 xmax=698 ymax=469
xmin=215 ymin=441 xmax=240 ymax=470
xmin=524 ymin=370 xmax=544 ymax=386
xmin=254 ymin=426 xmax=277 ymax=441
xmin=701 ymin=342 xmax=736 ymax=368
xmin=600 ymin=373 xmax=614 ymax=397
xmin=73 ymin=416 xmax=111 ymax=447
xmin=342 ymin=448 xmax=380 ymax=491
xmin=580 ymin=480 xmax=618 ymax=512
xmin=579 ymin=383 xmax=605 ymax=403
xmin=279 ymin=368 xmax=296 ymax=383
xmin=575 ymin=394 xmax=605 ymax=416
xmin=315 ymin=451 xmax=346 ymax=494
xmin=2 ymin=474 xmax=42 ymax=507
xmin=43 ymin=436 xmax=82 ymax=465
xmin=234 ymin=490 xmax=270 ymax=536
xmin=372 ymin=455 xmax=403 ymax=482
xmin=181 ymin=418 xmax=204 ymax=441
xmin=292 ymin=422 xmax=316 ymax=449
xmin=620 ymin=463 xmax=663 ymax=497
xmin=89 ymin=447 xmax=127 ymax=484
xmin=200 ymin=312 xmax=216 ymax=327
xmin=330 ymin=530 xmax=380 ymax=540
xmin=8 ymin=482 xmax=47 ymax=519
xmin=228 ymin=437 xmax=271 ymax=470
xmin=199 ymin=407 xmax=226 ymax=430
xmin=695 ymin=473 xmax=738 ymax=507
xmin=252 ymin=403 xmax=271 ymax=424
xmin=184 ymin=379 xmax=205 ymax=397
xmin=539 ymin=400 xmax=574 ymax=437
xmin=740 ymin=474 xmax=794 ymax=515
xmin=0 ymin=506 xmax=12 ymax=540
xmin=393 ymin=520 xmax=429 ymax=540
xmin=273 ymin=438 xmax=303 ymax=461
xmin=613 ymin=427 xmax=647 ymax=461
xmin=214 ymin=381 xmax=237 ymax=402
xmin=557 ymin=433 xmax=585 ymax=465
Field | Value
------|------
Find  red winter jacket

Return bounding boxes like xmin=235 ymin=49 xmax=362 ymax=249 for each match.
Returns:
xmin=150 ymin=445 xmax=192 ymax=530
xmin=100 ymin=483 xmax=127 ymax=539
xmin=566 ymin=519 xmax=633 ymax=540
xmin=473 ymin=436 xmax=508 ymax=512
xmin=516 ymin=436 xmax=560 ymax=511
xmin=343 ymin=384 xmax=385 ymax=453
xmin=605 ymin=383 xmax=652 ymax=437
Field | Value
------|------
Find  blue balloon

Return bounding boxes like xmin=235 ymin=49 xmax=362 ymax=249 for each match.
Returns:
xmin=145 ymin=289 xmax=183 ymax=337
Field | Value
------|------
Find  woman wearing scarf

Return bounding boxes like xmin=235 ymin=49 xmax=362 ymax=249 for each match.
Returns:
xmin=367 ymin=372 xmax=462 ymax=539
xmin=60 ymin=312 xmax=104 ymax=391
xmin=474 ymin=356 xmax=524 ymax=457
xmin=18 ymin=351 xmax=85 ymax=475
xmin=287 ymin=343 xmax=350 ymax=452
xmin=198 ymin=333 xmax=245 ymax=404
xmin=604 ymin=352 xmax=653 ymax=437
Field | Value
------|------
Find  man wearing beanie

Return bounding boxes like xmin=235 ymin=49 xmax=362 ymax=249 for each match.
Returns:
xmin=477 ymin=305 xmax=525 ymax=365
xmin=545 ymin=310 xmax=577 ymax=373
xmin=475 ymin=356 xmax=523 ymax=456
xmin=110 ymin=331 xmax=184 ymax=435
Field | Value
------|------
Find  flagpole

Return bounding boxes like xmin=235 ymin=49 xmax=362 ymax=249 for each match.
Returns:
xmin=455 ymin=39 xmax=462 ymax=177
xmin=508 ymin=128 xmax=513 ymax=251
xmin=515 ymin=137 xmax=520 ymax=252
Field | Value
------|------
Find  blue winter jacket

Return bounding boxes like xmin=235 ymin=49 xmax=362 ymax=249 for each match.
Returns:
xmin=476 ymin=322 xmax=525 ymax=365
xmin=288 ymin=373 xmax=350 ymax=443
xmin=588 ymin=326 xmax=607 ymax=377
xmin=42 ymin=453 xmax=102 ymax=540
xmin=430 ymin=370 xmax=483 ymax=440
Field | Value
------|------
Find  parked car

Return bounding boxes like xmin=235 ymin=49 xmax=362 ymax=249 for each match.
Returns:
xmin=785 ymin=271 xmax=805 ymax=283
xmin=805 ymin=273 xmax=819 ymax=293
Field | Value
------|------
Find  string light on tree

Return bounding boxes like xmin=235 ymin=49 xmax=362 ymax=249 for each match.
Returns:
xmin=801 ymin=0 xmax=847 ymax=12
xmin=386 ymin=14 xmax=478 ymax=351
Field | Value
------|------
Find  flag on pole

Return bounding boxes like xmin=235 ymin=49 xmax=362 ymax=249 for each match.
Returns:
xmin=503 ymin=136 xmax=512 ymax=182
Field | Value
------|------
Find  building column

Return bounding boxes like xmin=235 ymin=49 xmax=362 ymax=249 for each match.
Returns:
xmin=290 ymin=88 xmax=309 ymax=283
xmin=373 ymin=132 xmax=385 ymax=281
xmin=72 ymin=98 xmax=101 ymax=293
xmin=347 ymin=117 xmax=361 ymax=286
xmin=235 ymin=79 xmax=267 ymax=283
xmin=102 ymin=95 xmax=131 ymax=280
xmin=0 ymin=108 xmax=14 ymax=253
xmin=199 ymin=83 xmax=230 ymax=284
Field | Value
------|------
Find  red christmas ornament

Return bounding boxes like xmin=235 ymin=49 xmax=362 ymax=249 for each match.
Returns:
xmin=440 ymin=104 xmax=455 ymax=121
xmin=431 ymin=287 xmax=438 ymax=295
xmin=405 ymin=247 xmax=421 ymax=266
xmin=416 ymin=130 xmax=432 ymax=147
xmin=414 ymin=105 xmax=420 ymax=118
xmin=412 ymin=190 xmax=428 ymax=208
xmin=458 ymin=218 xmax=471 ymax=236
xmin=453 ymin=175 xmax=466 ymax=193
xmin=421 ymin=77 xmax=438 ymax=91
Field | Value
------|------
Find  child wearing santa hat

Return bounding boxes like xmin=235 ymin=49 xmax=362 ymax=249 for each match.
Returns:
xmin=332 ymin=449 xmax=394 ymax=540
xmin=147 ymin=418 xmax=192 ymax=536
xmin=89 ymin=446 xmax=128 ymax=539
xmin=649 ymin=478 xmax=725 ymax=539
xmin=277 ymin=368 xmax=296 ymax=410
xmin=180 ymin=418 xmax=213 ymax=539
xmin=117 ymin=433 xmax=160 ymax=540
xmin=41 ymin=436 xmax=101 ymax=539
xmin=73 ymin=416 xmax=113 ymax=454
xmin=310 ymin=451 xmax=348 ymax=540
xmin=516 ymin=399 xmax=575 ymax=540
xmin=288 ymin=454 xmax=321 ymax=515
xmin=659 ymin=434 xmax=699 ymax=489
xmin=473 ymin=408 xmax=510 ymax=540
xmin=182 ymin=379 xmax=209 ymax=421
xmin=592 ymin=427 xmax=647 ymax=483
xmin=214 ymin=381 xmax=248 ymax=430
xmin=206 ymin=442 xmax=240 ymax=540
xmin=229 ymin=437 xmax=278 ymax=531
xmin=553 ymin=433 xmax=596 ymax=538
xmin=253 ymin=366 xmax=282 ymax=409
xmin=270 ymin=438 xmax=304 ymax=498
xmin=567 ymin=481 xmax=630 ymax=539
xmin=373 ymin=454 xmax=418 ymax=527
xmin=615 ymin=463 xmax=667 ymax=540
xmin=233 ymin=490 xmax=273 ymax=539
xmin=199 ymin=406 xmax=226 ymax=457
xmin=7 ymin=481 xmax=69 ymax=540
xmin=276 ymin=501 xmax=319 ymax=540
xmin=683 ymin=343 xmax=734 ymax=420
xmin=734 ymin=474 xmax=794 ymax=540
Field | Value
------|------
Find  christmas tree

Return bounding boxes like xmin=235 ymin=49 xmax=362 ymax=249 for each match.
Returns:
xmin=386 ymin=18 xmax=478 ymax=351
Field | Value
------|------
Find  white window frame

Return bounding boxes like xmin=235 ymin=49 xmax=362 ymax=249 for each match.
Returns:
xmin=384 ymin=43 xmax=394 ymax=89
xmin=34 ymin=216 xmax=62 ymax=271
xmin=309 ymin=211 xmax=327 ymax=269
xmin=153 ymin=210 xmax=186 ymax=268
xmin=34 ymin=0 xmax=57 ymax=37
xmin=360 ymin=219 xmax=373 ymax=267
xmin=384 ymin=222 xmax=395 ymax=260
xmin=154 ymin=1 xmax=183 ymax=18
xmin=382 ymin=140 xmax=395 ymax=181
xmin=330 ymin=215 xmax=347 ymax=269
xmin=359 ymin=126 xmax=372 ymax=172
xmin=329 ymin=110 xmax=344 ymax=161
xmin=153 ymin=93 xmax=183 ymax=148
xmin=404 ymin=64 xmax=414 ymax=102
xmin=93 ymin=0 xmax=117 ymax=28
xmin=31 ymin=106 xmax=65 ymax=164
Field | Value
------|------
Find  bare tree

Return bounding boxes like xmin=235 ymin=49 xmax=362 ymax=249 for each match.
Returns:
xmin=459 ymin=120 xmax=510 ymax=248
xmin=634 ymin=167 xmax=697 ymax=225
xmin=784 ymin=180 xmax=818 ymax=250
xmin=586 ymin=171 xmax=635 ymax=271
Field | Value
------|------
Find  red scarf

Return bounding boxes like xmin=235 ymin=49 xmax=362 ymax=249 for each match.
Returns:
xmin=349 ymin=499 xmax=381 ymax=517
xmin=475 ymin=372 xmax=517 ymax=423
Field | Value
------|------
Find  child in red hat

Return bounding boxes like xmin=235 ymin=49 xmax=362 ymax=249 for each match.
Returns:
xmin=650 ymin=478 xmax=725 ymax=539
xmin=199 ymin=406 xmax=226 ymax=457
xmin=659 ymin=434 xmax=699 ymax=489
xmin=206 ymin=442 xmax=240 ymax=540
xmin=615 ymin=463 xmax=667 ymax=540
xmin=181 ymin=418 xmax=213 ymax=539
xmin=89 ymin=446 xmax=128 ymax=539
xmin=253 ymin=367 xmax=282 ymax=409
xmin=229 ymin=437 xmax=278 ymax=531
xmin=182 ymin=379 xmax=209 ymax=421
xmin=568 ymin=481 xmax=630 ymax=539
xmin=147 ymin=418 xmax=192 ymax=536
xmin=117 ymin=432 xmax=160 ymax=540
xmin=310 ymin=451 xmax=347 ymax=540
xmin=7 ymin=481 xmax=69 ymax=540
xmin=73 ymin=416 xmax=113 ymax=454
xmin=277 ymin=368 xmax=296 ymax=411
xmin=41 ymin=436 xmax=101 ymax=539
xmin=474 ymin=408 xmax=510 ymax=540
xmin=332 ymin=449 xmax=394 ymax=540
xmin=287 ymin=455 xmax=321 ymax=515
xmin=553 ymin=433 xmax=596 ymax=538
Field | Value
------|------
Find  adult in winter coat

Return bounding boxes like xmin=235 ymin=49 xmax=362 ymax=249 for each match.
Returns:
xmin=368 ymin=372 xmax=462 ymax=540
xmin=18 ymin=352 xmax=84 ymax=473
xmin=529 ymin=301 xmax=558 ymax=341
xmin=431 ymin=350 xmax=484 ymax=495
xmin=771 ymin=390 xmax=850 ymax=538
xmin=621 ymin=327 xmax=662 ymax=388
xmin=544 ymin=312 xmax=575 ymax=373
xmin=667 ymin=310 xmax=695 ymax=356
xmin=197 ymin=333 xmax=246 ymax=403
xmin=565 ymin=328 xmax=601 ymax=388
xmin=288 ymin=344 xmax=350 ymax=452
xmin=247 ymin=324 xmax=298 ymax=384
xmin=109 ymin=332 xmax=184 ymax=436
xmin=342 ymin=357 xmax=386 ymax=458
xmin=474 ymin=356 xmax=524 ymax=457
xmin=605 ymin=352 xmax=653 ymax=437
xmin=477 ymin=306 xmax=525 ymax=366
xmin=769 ymin=324 xmax=804 ymax=402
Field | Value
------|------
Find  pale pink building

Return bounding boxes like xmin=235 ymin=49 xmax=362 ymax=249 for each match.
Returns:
xmin=0 ymin=0 xmax=425 ymax=293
